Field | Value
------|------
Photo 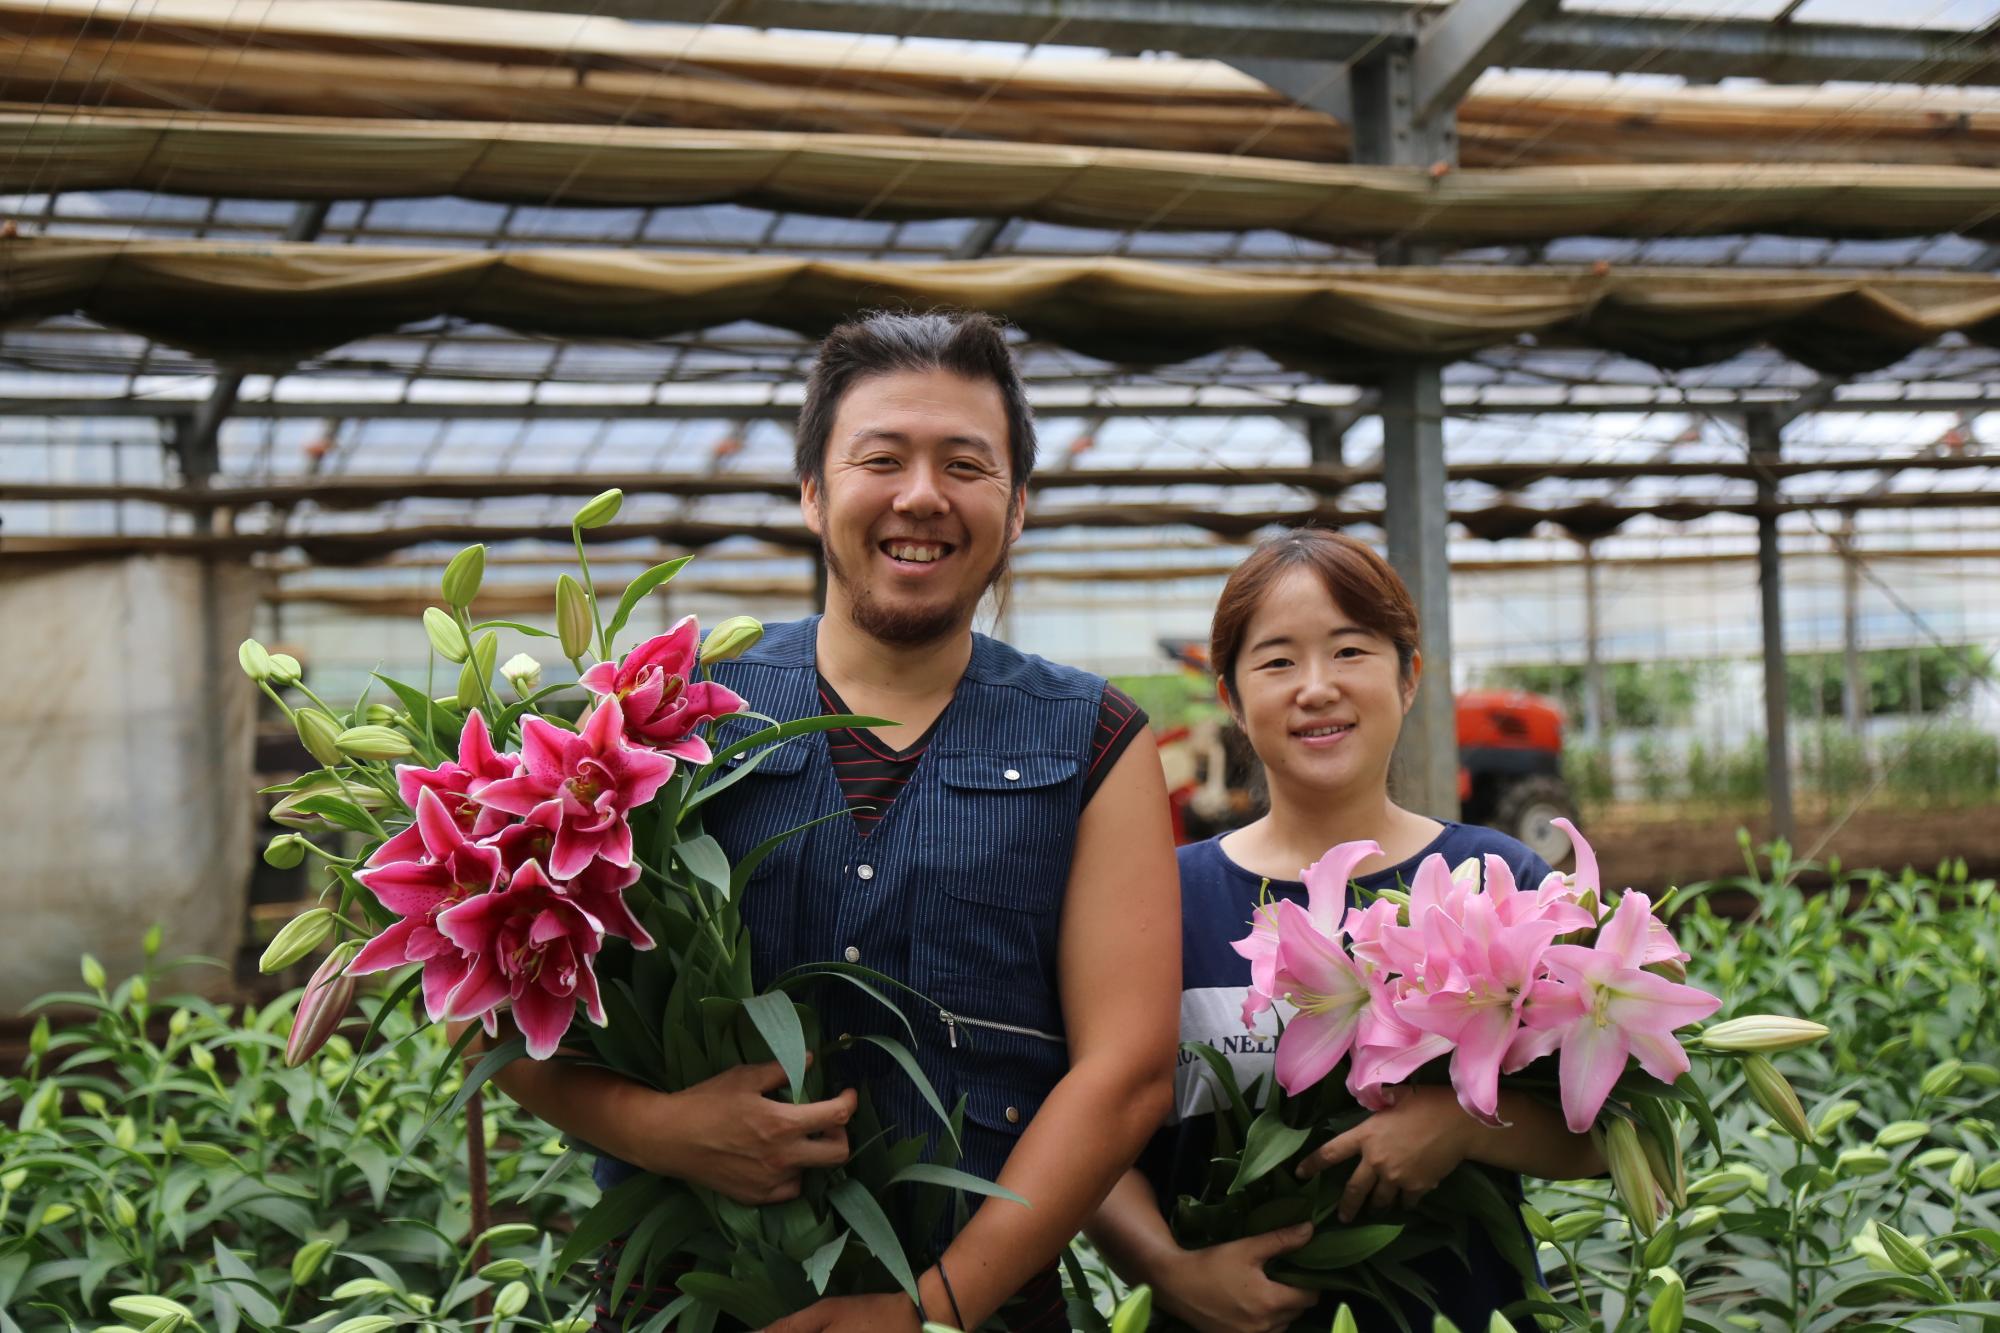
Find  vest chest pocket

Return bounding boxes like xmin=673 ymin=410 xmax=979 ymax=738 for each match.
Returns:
xmin=924 ymin=751 xmax=1082 ymax=915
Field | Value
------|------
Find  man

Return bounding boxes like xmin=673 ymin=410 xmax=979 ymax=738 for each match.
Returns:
xmin=492 ymin=310 xmax=1180 ymax=1331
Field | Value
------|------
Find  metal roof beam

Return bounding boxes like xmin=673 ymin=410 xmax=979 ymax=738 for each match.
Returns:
xmin=1412 ymin=0 xmax=1561 ymax=124
xmin=394 ymin=0 xmax=2000 ymax=86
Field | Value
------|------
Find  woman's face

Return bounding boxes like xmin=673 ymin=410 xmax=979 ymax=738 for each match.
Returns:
xmin=1222 ymin=566 xmax=1419 ymax=802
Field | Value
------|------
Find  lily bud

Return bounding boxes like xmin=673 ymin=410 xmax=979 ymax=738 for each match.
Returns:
xmin=556 ymin=574 xmax=592 ymax=659
xmin=1698 ymin=1015 xmax=1830 ymax=1054
xmin=335 ymin=725 xmax=414 ymax=761
xmin=1108 ymin=1285 xmax=1151 ymax=1333
xmin=81 ymin=954 xmax=107 ymax=990
xmin=271 ymin=776 xmax=388 ymax=829
xmin=455 ymin=632 xmax=499 ymax=709
xmin=423 ymin=606 xmax=471 ymax=663
xmin=111 ymin=1191 xmax=138 ymax=1228
xmin=1330 ymin=1308 xmax=1360 ymax=1333
xmin=326 ymin=1317 xmax=399 ymax=1333
xmin=238 ymin=638 xmax=276 ymax=682
xmin=1644 ymin=956 xmax=1689 ymax=984
xmin=268 ymin=653 xmax=303 ymax=686
xmin=1742 ymin=1054 xmax=1816 ymax=1145
xmin=363 ymin=702 xmax=399 ymax=728
xmin=441 ymin=543 xmax=486 ymax=608
xmin=1837 ymin=1147 xmax=1892 ymax=1177
xmin=286 ymin=941 xmax=360 ymax=1066
xmin=1814 ymin=1098 xmax=1862 ymax=1138
xmin=180 ymin=1142 xmax=232 ymax=1169
xmin=291 ymin=1237 xmax=336 ymax=1286
xmin=477 ymin=1259 xmax=529 ymax=1281
xmin=474 ymin=1223 xmax=543 ymax=1249
xmin=1601 ymin=1118 xmax=1662 ymax=1237
xmin=573 ymin=487 xmax=624 ymax=529
xmin=28 ymin=1014 xmax=48 ymax=1060
xmin=702 ymin=615 xmax=764 ymax=664
xmin=259 ymin=907 xmax=335 ymax=974
xmin=264 ymin=834 xmax=308 ymax=869
xmin=492 ymin=1281 xmax=530 ymax=1319
xmin=160 ymin=1120 xmax=180 ymax=1152
xmin=1949 ymin=1152 xmax=1977 ymax=1192
xmin=143 ymin=923 xmax=163 ymax=957
xmin=1640 ymin=1130 xmax=1688 ymax=1210
xmin=294 ymin=709 xmax=345 ymax=767
xmin=1875 ymin=1119 xmax=1931 ymax=1148
xmin=129 ymin=977 xmax=148 ymax=1006
xmin=1920 ymin=1059 xmax=1965 ymax=1100
xmin=501 ymin=652 xmax=542 ymax=697
xmin=1877 ymin=1224 xmax=1936 ymax=1278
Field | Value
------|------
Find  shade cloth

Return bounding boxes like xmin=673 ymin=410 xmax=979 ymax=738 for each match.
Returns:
xmin=9 ymin=239 xmax=2000 ymax=375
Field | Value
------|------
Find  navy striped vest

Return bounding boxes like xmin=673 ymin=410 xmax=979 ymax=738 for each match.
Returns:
xmin=701 ymin=615 xmax=1102 ymax=1191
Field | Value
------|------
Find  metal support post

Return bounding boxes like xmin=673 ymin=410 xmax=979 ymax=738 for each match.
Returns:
xmin=1748 ymin=411 xmax=1795 ymax=843
xmin=1351 ymin=45 xmax=1459 ymax=818
xmin=1382 ymin=363 xmax=1459 ymax=817
xmin=1840 ymin=520 xmax=1864 ymax=732
xmin=1580 ymin=539 xmax=1607 ymax=745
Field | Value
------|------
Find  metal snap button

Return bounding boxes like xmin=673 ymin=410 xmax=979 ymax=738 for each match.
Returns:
xmin=1003 ymin=768 xmax=1021 ymax=782
xmin=1004 ymin=1106 xmax=1021 ymax=1124
xmin=844 ymin=946 xmax=861 ymax=963
xmin=856 ymin=863 xmax=875 ymax=881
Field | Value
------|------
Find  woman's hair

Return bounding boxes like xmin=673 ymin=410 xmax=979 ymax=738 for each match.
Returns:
xmin=1209 ymin=528 xmax=1421 ymax=697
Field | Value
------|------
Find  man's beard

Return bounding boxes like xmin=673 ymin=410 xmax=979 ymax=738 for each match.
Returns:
xmin=822 ymin=532 xmax=1011 ymax=648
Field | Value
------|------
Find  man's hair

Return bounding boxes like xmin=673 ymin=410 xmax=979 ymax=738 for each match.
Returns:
xmin=795 ymin=310 xmax=1037 ymax=487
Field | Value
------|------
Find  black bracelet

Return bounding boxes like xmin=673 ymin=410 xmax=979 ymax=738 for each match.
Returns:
xmin=937 ymin=1259 xmax=966 ymax=1331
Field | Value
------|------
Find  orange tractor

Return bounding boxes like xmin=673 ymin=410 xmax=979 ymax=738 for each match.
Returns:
xmin=1155 ymin=644 xmax=1576 ymax=865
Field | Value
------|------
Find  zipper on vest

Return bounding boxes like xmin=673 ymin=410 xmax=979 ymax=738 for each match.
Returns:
xmin=938 ymin=1008 xmax=1064 ymax=1047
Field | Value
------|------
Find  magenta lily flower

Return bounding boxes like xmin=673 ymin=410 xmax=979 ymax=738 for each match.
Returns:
xmin=349 ymin=787 xmax=505 ymax=1020
xmin=1270 ymin=898 xmax=1375 ymax=1095
xmin=1231 ymin=840 xmax=1378 ymax=1028
xmin=383 ymin=711 xmax=520 ymax=857
xmin=1523 ymin=890 xmax=1724 ymax=1132
xmin=1395 ymin=894 xmax=1562 ymax=1122
xmin=436 ymin=859 xmax=608 ymax=1058
xmin=481 ymin=803 xmax=654 ymax=949
xmin=473 ymin=697 xmax=677 ymax=879
xmin=579 ymin=617 xmax=747 ymax=763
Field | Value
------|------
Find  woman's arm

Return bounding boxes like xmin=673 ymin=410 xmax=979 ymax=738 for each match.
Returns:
xmin=1298 ymin=1084 xmax=1606 ymax=1221
xmin=1088 ymin=1167 xmax=1317 ymax=1333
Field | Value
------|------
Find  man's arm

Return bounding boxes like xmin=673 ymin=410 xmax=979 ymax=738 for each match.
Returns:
xmin=460 ymin=1019 xmax=857 ymax=1204
xmin=922 ymin=737 xmax=1182 ymax=1325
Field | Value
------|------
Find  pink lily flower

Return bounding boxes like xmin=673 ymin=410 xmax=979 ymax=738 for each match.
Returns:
xmin=383 ymin=711 xmax=520 ymax=857
xmin=1365 ymin=855 xmax=1466 ymax=989
xmin=1522 ymin=890 xmax=1724 ymax=1133
xmin=1269 ymin=898 xmax=1375 ymax=1095
xmin=349 ymin=788 xmax=505 ymax=1021
xmin=1395 ymin=894 xmax=1563 ymax=1123
xmin=485 ymin=804 xmax=656 ymax=950
xmin=1483 ymin=854 xmax=1596 ymax=935
xmin=1552 ymin=818 xmax=1685 ymax=963
xmin=579 ymin=617 xmax=747 ymax=763
xmin=1230 ymin=840 xmax=1379 ymax=1028
xmin=473 ymin=697 xmax=677 ymax=879
xmin=437 ymin=859 xmax=608 ymax=1059
xmin=1349 ymin=977 xmax=1452 ymax=1110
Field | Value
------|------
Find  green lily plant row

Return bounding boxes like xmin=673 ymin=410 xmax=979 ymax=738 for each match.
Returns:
xmin=6 ymin=843 xmax=2000 ymax=1333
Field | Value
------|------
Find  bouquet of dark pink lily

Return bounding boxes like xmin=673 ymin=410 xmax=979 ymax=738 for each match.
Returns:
xmin=245 ymin=490 xmax=1014 ymax=1332
xmin=1172 ymin=824 xmax=1828 ymax=1325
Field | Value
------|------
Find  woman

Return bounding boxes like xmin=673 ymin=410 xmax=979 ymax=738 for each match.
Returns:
xmin=1087 ymin=530 xmax=1603 ymax=1333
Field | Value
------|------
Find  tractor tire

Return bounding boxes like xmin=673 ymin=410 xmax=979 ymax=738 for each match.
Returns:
xmin=1489 ymin=774 xmax=1578 ymax=868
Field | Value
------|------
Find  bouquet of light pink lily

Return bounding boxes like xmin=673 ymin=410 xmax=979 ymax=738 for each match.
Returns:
xmin=1170 ymin=824 xmax=1829 ymax=1325
xmin=243 ymin=490 xmax=1019 ymax=1332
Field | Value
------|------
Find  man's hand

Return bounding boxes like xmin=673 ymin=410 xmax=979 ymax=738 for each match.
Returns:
xmin=764 ymin=1292 xmax=922 ymax=1333
xmin=636 ymin=1059 xmax=857 ymax=1204
xmin=1152 ymin=1224 xmax=1319 ymax=1333
xmin=1295 ymin=1085 xmax=1475 ymax=1220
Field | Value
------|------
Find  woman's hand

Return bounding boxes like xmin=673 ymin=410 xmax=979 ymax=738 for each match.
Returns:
xmin=1152 ymin=1224 xmax=1319 ymax=1333
xmin=636 ymin=1059 xmax=857 ymax=1204
xmin=1295 ymin=1085 xmax=1476 ymax=1221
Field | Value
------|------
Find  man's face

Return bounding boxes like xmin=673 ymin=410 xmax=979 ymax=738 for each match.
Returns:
xmin=802 ymin=368 xmax=1026 ymax=647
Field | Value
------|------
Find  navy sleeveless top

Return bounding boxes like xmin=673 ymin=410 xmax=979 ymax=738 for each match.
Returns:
xmin=596 ymin=617 xmax=1103 ymax=1236
xmin=1140 ymin=824 xmax=1554 ymax=1328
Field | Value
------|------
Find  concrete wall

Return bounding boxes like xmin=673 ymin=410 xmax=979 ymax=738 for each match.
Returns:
xmin=1 ymin=556 xmax=257 ymax=1012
